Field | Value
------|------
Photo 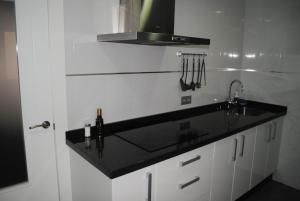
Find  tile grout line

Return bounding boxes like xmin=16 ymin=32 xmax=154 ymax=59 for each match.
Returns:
xmin=66 ymin=69 xmax=300 ymax=77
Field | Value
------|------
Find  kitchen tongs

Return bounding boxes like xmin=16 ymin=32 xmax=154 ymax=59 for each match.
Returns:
xmin=196 ymin=55 xmax=206 ymax=88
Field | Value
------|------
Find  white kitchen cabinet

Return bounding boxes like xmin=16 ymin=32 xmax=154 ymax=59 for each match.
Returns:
xmin=112 ymin=166 xmax=154 ymax=201
xmin=231 ymin=129 xmax=256 ymax=201
xmin=250 ymin=122 xmax=271 ymax=188
xmin=70 ymin=119 xmax=283 ymax=201
xmin=265 ymin=118 xmax=283 ymax=177
xmin=251 ymin=118 xmax=283 ymax=188
xmin=154 ymin=144 xmax=214 ymax=201
xmin=211 ymin=135 xmax=237 ymax=201
xmin=212 ymin=129 xmax=256 ymax=201
xmin=70 ymin=149 xmax=155 ymax=201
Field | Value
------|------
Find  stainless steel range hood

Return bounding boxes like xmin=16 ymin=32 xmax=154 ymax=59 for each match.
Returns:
xmin=97 ymin=0 xmax=210 ymax=46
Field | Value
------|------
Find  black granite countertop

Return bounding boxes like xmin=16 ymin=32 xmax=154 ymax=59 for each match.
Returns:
xmin=66 ymin=101 xmax=287 ymax=179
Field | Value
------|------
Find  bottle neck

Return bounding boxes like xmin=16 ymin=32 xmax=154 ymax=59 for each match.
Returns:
xmin=97 ymin=108 xmax=102 ymax=117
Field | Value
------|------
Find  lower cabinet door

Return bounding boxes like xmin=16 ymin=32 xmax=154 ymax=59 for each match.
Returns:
xmin=211 ymin=135 xmax=237 ymax=201
xmin=231 ymin=129 xmax=255 ymax=201
xmin=112 ymin=166 xmax=154 ymax=201
xmin=265 ymin=118 xmax=283 ymax=177
xmin=251 ymin=122 xmax=271 ymax=188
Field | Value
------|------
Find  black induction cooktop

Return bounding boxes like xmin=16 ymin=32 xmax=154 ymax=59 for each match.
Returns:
xmin=115 ymin=120 xmax=209 ymax=152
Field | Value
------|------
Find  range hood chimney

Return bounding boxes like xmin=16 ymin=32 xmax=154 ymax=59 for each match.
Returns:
xmin=97 ymin=0 xmax=210 ymax=46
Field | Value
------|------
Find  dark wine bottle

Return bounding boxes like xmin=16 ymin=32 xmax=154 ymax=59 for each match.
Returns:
xmin=95 ymin=108 xmax=104 ymax=136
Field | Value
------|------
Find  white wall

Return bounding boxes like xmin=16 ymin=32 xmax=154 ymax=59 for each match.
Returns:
xmin=64 ymin=0 xmax=245 ymax=130
xmin=241 ymin=0 xmax=300 ymax=190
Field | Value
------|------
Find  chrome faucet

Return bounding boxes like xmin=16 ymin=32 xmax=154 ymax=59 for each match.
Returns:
xmin=228 ymin=80 xmax=244 ymax=105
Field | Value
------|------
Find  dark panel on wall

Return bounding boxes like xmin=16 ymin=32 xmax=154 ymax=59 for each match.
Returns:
xmin=0 ymin=1 xmax=28 ymax=188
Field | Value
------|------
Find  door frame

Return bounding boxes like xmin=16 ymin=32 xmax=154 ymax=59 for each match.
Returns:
xmin=0 ymin=0 xmax=72 ymax=201
xmin=47 ymin=0 xmax=73 ymax=200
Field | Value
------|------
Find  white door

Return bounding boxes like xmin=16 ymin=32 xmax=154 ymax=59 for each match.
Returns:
xmin=211 ymin=135 xmax=237 ymax=201
xmin=250 ymin=122 xmax=271 ymax=188
xmin=231 ymin=129 xmax=255 ymax=201
xmin=265 ymin=119 xmax=283 ymax=176
xmin=0 ymin=0 xmax=60 ymax=201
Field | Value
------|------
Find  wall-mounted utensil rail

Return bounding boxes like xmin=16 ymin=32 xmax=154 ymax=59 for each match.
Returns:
xmin=176 ymin=51 xmax=207 ymax=57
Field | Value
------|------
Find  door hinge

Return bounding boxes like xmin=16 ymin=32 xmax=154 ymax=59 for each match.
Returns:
xmin=53 ymin=123 xmax=56 ymax=130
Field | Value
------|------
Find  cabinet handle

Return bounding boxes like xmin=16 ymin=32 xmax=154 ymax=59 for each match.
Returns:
xmin=146 ymin=173 xmax=152 ymax=201
xmin=179 ymin=177 xmax=200 ymax=189
xmin=272 ymin=122 xmax=277 ymax=140
xmin=232 ymin=138 xmax=238 ymax=161
xmin=239 ymin=135 xmax=246 ymax=157
xmin=268 ymin=124 xmax=273 ymax=143
xmin=180 ymin=155 xmax=201 ymax=167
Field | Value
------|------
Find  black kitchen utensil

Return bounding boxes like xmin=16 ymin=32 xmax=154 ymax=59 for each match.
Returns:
xmin=190 ymin=56 xmax=196 ymax=91
xmin=184 ymin=57 xmax=191 ymax=90
xmin=180 ymin=56 xmax=187 ymax=91
xmin=203 ymin=56 xmax=207 ymax=86
xmin=196 ymin=56 xmax=201 ymax=88
xmin=199 ymin=56 xmax=205 ymax=87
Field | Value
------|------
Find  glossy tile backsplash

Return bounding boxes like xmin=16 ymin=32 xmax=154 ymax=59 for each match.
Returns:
xmin=241 ymin=0 xmax=300 ymax=190
xmin=64 ymin=0 xmax=245 ymax=129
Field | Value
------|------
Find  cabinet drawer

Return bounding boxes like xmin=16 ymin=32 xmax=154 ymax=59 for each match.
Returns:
xmin=154 ymin=144 xmax=214 ymax=201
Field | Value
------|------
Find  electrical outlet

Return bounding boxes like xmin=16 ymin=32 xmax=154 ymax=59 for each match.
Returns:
xmin=181 ymin=96 xmax=192 ymax=105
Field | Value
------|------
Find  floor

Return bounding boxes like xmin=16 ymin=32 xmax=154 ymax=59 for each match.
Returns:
xmin=239 ymin=180 xmax=300 ymax=201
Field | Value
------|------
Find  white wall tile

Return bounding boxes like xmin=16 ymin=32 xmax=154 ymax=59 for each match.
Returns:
xmin=66 ymin=71 xmax=239 ymax=129
xmin=64 ymin=0 xmax=245 ymax=130
xmin=175 ymin=0 xmax=245 ymax=69
xmin=64 ymin=0 xmax=245 ymax=75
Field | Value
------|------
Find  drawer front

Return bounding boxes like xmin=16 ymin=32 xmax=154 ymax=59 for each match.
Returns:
xmin=154 ymin=144 xmax=214 ymax=201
